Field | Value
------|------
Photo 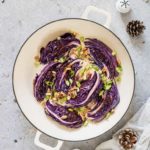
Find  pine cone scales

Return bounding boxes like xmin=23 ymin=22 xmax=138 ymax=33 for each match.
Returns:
xmin=118 ymin=128 xmax=138 ymax=150
xmin=127 ymin=20 xmax=145 ymax=37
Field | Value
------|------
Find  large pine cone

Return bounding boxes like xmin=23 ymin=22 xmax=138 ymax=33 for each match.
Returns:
xmin=118 ymin=128 xmax=138 ymax=149
xmin=127 ymin=20 xmax=145 ymax=37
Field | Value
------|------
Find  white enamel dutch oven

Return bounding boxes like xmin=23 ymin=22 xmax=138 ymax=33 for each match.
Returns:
xmin=13 ymin=6 xmax=135 ymax=149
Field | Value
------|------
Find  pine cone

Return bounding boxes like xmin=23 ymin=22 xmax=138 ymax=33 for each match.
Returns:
xmin=127 ymin=20 xmax=145 ymax=37
xmin=118 ymin=128 xmax=138 ymax=150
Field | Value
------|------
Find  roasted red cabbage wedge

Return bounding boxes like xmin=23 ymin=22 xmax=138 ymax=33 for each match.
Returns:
xmin=87 ymin=84 xmax=120 ymax=121
xmin=45 ymin=100 xmax=83 ymax=128
xmin=34 ymin=62 xmax=60 ymax=101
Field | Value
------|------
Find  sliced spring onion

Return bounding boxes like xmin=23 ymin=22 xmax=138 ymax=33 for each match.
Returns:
xmin=83 ymin=120 xmax=89 ymax=126
xmin=58 ymin=57 xmax=66 ymax=63
xmin=116 ymin=66 xmax=123 ymax=73
xmin=99 ymin=90 xmax=104 ymax=96
xmin=45 ymin=81 xmax=54 ymax=87
xmin=69 ymin=78 xmax=73 ymax=84
xmin=115 ymin=76 xmax=121 ymax=82
xmin=45 ymin=95 xmax=50 ymax=100
xmin=76 ymin=46 xmax=82 ymax=56
xmin=70 ymin=70 xmax=75 ymax=77
xmin=65 ymin=80 xmax=70 ymax=86
xmin=91 ymin=64 xmax=99 ymax=71
xmin=107 ymin=79 xmax=112 ymax=84
xmin=80 ymin=36 xmax=85 ymax=42
xmin=105 ymin=112 xmax=111 ymax=119
xmin=79 ymin=68 xmax=85 ymax=76
xmin=104 ymin=84 xmax=112 ymax=90
xmin=101 ymin=74 xmax=107 ymax=82
xmin=59 ymin=96 xmax=67 ymax=104
xmin=34 ymin=61 xmax=40 ymax=67
xmin=76 ymin=81 xmax=81 ymax=88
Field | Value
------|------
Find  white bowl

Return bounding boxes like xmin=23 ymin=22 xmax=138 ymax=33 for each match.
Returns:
xmin=13 ymin=18 xmax=135 ymax=141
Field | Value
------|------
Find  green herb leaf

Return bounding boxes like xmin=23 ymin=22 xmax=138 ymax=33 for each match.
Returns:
xmin=45 ymin=81 xmax=54 ymax=87
xmin=116 ymin=66 xmax=123 ymax=73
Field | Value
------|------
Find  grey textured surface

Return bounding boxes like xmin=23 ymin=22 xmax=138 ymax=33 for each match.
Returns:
xmin=0 ymin=0 xmax=150 ymax=150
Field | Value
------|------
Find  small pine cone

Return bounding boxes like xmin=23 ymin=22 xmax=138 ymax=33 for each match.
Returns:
xmin=118 ymin=128 xmax=138 ymax=150
xmin=127 ymin=20 xmax=145 ymax=37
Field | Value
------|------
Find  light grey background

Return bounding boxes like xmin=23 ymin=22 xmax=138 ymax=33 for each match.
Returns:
xmin=0 ymin=0 xmax=150 ymax=150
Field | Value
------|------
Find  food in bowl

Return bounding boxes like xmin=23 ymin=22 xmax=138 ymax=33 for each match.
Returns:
xmin=33 ymin=32 xmax=122 ymax=128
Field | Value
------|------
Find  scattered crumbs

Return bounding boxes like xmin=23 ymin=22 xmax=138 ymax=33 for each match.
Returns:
xmin=1 ymin=0 xmax=5 ymax=3
xmin=142 ymin=41 xmax=145 ymax=44
xmin=19 ymin=137 xmax=22 ymax=140
xmin=14 ymin=139 xmax=18 ymax=143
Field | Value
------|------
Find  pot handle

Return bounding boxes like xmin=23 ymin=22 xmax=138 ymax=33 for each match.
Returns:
xmin=81 ymin=5 xmax=111 ymax=28
xmin=34 ymin=131 xmax=64 ymax=150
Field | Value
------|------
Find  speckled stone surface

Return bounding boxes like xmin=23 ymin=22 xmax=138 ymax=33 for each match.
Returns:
xmin=0 ymin=0 xmax=150 ymax=150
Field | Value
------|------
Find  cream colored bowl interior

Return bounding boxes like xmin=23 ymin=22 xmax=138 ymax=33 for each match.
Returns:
xmin=13 ymin=19 xmax=134 ymax=141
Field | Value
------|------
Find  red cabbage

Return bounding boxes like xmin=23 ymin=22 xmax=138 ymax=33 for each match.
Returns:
xmin=34 ymin=62 xmax=60 ymax=101
xmin=33 ymin=32 xmax=121 ymax=128
xmin=40 ymin=33 xmax=80 ymax=64
xmin=45 ymin=100 xmax=83 ymax=128
xmin=87 ymin=83 xmax=120 ymax=121
xmin=85 ymin=39 xmax=119 ymax=78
